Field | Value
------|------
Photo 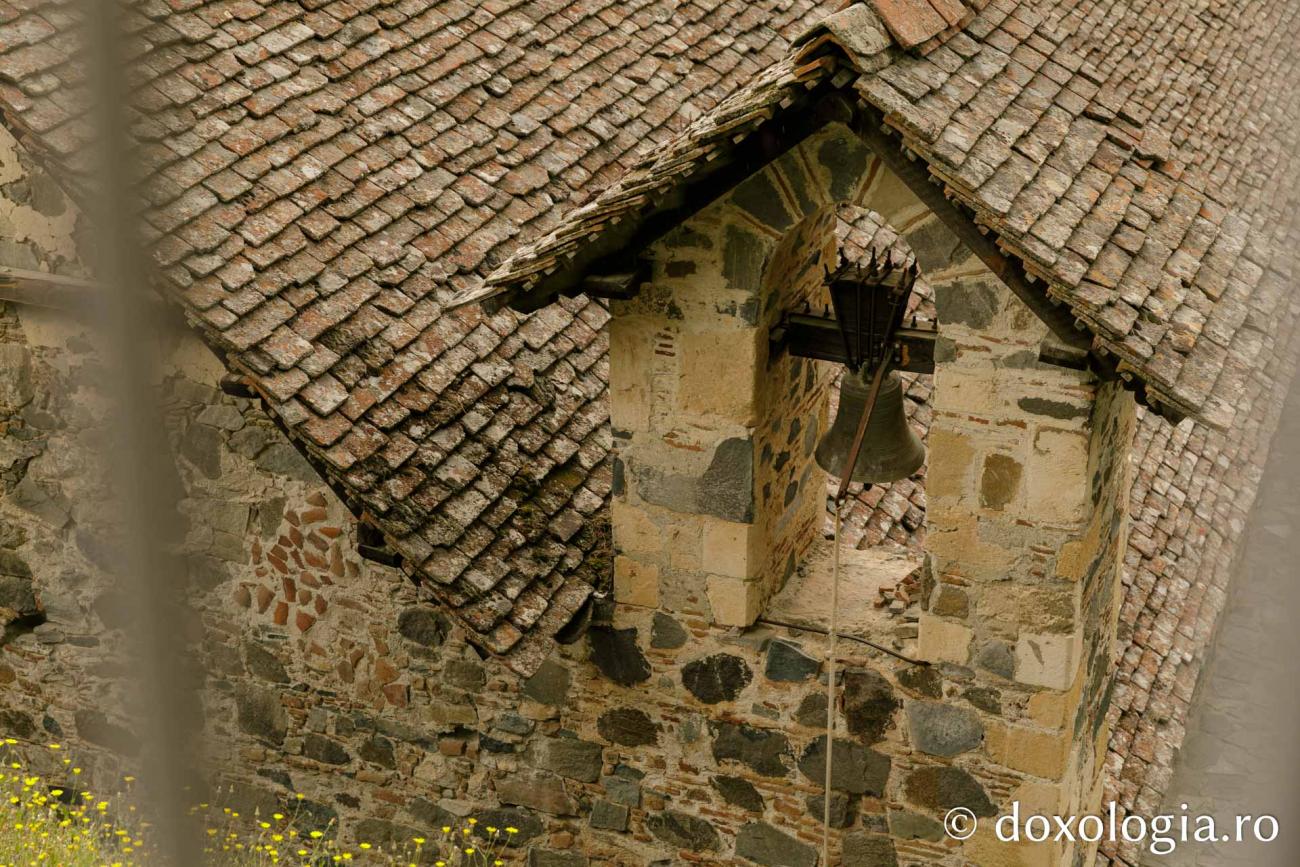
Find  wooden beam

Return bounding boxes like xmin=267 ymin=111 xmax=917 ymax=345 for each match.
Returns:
xmin=219 ymin=374 xmax=255 ymax=398
xmin=580 ymin=268 xmax=646 ymax=301
xmin=357 ymin=522 xmax=402 ymax=568
xmin=0 ymin=266 xmax=102 ymax=311
xmin=772 ymin=312 xmax=937 ymax=373
xmin=0 ymin=266 xmax=189 ymax=333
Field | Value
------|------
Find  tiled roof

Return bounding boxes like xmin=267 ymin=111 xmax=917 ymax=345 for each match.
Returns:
xmin=0 ymin=0 xmax=842 ymax=673
xmin=466 ymin=0 xmax=1300 ymax=432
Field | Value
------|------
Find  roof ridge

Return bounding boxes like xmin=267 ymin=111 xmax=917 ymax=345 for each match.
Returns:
xmin=793 ymin=0 xmax=987 ymax=63
xmin=460 ymin=0 xmax=1300 ymax=430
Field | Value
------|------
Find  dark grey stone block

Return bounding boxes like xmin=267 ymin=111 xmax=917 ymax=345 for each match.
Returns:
xmin=650 ymin=611 xmax=687 ymax=649
xmin=906 ymin=701 xmax=984 ymax=757
xmin=646 ymin=810 xmax=720 ymax=852
xmin=797 ymin=736 xmax=890 ymax=796
xmin=710 ymin=721 xmax=791 ymax=778
xmin=588 ymin=626 xmax=651 ymax=686
xmin=903 ymin=765 xmax=996 ymax=816
xmin=597 ymin=707 xmax=659 ymax=747
xmin=711 ymin=774 xmax=764 ymax=812
xmin=522 ymin=657 xmax=572 ymax=705
xmin=589 ymin=799 xmax=629 ymax=832
xmin=682 ymin=653 xmax=753 ymax=704
xmin=735 ymin=821 xmax=817 ymax=867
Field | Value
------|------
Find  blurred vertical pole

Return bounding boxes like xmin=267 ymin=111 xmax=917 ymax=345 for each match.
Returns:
xmin=82 ymin=0 xmax=202 ymax=863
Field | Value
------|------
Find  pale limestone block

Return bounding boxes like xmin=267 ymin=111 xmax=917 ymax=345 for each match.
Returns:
xmin=613 ymin=556 xmax=660 ymax=608
xmin=1011 ymin=778 xmax=1066 ymax=816
xmin=1015 ymin=630 xmax=1082 ymax=690
xmin=677 ymin=329 xmax=758 ymax=425
xmin=1024 ymin=673 xmax=1083 ymax=729
xmin=925 ymin=512 xmax=1019 ymax=581
xmin=610 ymin=383 xmax=651 ymax=433
xmin=925 ymin=426 xmax=976 ymax=501
xmin=975 ymin=581 xmax=1079 ymax=635
xmin=609 ymin=315 xmax=657 ymax=432
xmin=966 ymin=825 xmax=1065 ymax=867
xmin=933 ymin=365 xmax=1003 ymax=418
xmin=700 ymin=517 xmax=759 ymax=579
xmin=705 ymin=574 xmax=762 ymax=627
xmin=667 ymin=520 xmax=703 ymax=573
xmin=985 ymin=718 xmax=1072 ymax=779
xmin=917 ymin=612 xmax=972 ymax=664
xmin=1024 ymin=428 xmax=1089 ymax=526
xmin=611 ymin=499 xmax=663 ymax=558
xmin=1054 ymin=537 xmax=1090 ymax=581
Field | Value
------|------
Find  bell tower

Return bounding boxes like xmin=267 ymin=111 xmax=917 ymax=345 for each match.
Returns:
xmin=605 ymin=123 xmax=938 ymax=629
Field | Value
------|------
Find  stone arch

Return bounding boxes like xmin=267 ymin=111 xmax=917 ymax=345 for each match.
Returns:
xmin=699 ymin=123 xmax=960 ymax=566
xmin=613 ymin=120 xmax=1005 ymax=624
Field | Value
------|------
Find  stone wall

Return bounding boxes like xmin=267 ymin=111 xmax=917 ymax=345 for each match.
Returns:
xmin=0 ymin=121 xmax=78 ymax=275
xmin=919 ymin=233 xmax=1138 ymax=866
xmin=0 ymin=300 xmax=1015 ymax=867
xmin=607 ymin=142 xmax=844 ymax=626
xmin=0 ymin=296 xmax=1134 ymax=867
xmin=1 ymin=116 xmax=1140 ymax=867
xmin=596 ymin=115 xmax=1139 ymax=867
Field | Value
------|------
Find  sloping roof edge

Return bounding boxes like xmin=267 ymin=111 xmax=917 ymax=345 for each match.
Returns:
xmin=453 ymin=27 xmax=1208 ymax=425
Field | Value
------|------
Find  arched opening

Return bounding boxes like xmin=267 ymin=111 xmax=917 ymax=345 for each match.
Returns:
xmin=760 ymin=203 xmax=930 ymax=645
xmin=826 ymin=205 xmax=931 ymax=558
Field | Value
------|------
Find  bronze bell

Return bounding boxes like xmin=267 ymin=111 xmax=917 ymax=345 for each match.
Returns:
xmin=816 ymin=366 xmax=925 ymax=484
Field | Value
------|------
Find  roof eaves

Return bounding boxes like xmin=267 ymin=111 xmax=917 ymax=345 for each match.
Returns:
xmin=451 ymin=54 xmax=846 ymax=313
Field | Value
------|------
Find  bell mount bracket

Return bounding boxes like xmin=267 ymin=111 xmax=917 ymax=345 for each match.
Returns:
xmin=769 ymin=254 xmax=936 ymax=376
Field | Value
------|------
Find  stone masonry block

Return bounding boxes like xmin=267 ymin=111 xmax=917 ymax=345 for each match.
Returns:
xmin=980 ymin=453 xmax=1023 ymax=510
xmin=917 ymin=612 xmax=972 ymax=665
xmin=613 ymin=556 xmax=660 ymax=608
xmin=1025 ymin=675 xmax=1083 ymax=730
xmin=701 ymin=517 xmax=759 ymax=579
xmin=0 ymin=344 xmax=34 ymax=408
xmin=706 ymin=574 xmax=763 ymax=628
xmin=966 ymin=825 xmax=1065 ymax=867
xmin=985 ymin=718 xmax=1073 ymax=780
xmin=611 ymin=500 xmax=663 ymax=559
xmin=608 ymin=315 xmax=656 ymax=433
xmin=631 ymin=436 xmax=756 ymax=523
xmin=677 ymin=329 xmax=758 ymax=425
xmin=667 ymin=520 xmax=703 ymax=572
xmin=1025 ymin=428 xmax=1089 ymax=526
xmin=926 ymin=426 xmax=975 ymax=501
xmin=899 ymin=212 xmax=966 ymax=274
xmin=933 ymin=365 xmax=1001 ymax=418
xmin=925 ymin=512 xmax=1018 ymax=581
xmin=976 ymin=582 xmax=1079 ymax=635
xmin=1015 ymin=630 xmax=1082 ymax=690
